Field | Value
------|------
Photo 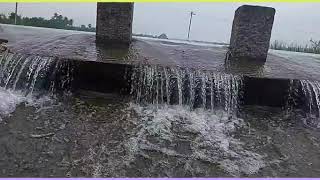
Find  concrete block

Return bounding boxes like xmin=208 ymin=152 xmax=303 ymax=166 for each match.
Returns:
xmin=229 ymin=5 xmax=275 ymax=62
xmin=96 ymin=3 xmax=134 ymax=46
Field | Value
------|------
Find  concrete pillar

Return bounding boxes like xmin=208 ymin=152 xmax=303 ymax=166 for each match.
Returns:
xmin=229 ymin=5 xmax=275 ymax=62
xmin=96 ymin=3 xmax=134 ymax=46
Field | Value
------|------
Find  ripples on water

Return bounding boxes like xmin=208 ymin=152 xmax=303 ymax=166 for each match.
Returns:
xmin=0 ymin=51 xmax=265 ymax=176
xmin=0 ymin=51 xmax=320 ymax=177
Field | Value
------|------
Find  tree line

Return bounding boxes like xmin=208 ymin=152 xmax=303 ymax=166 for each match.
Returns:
xmin=0 ymin=12 xmax=170 ymax=39
xmin=270 ymin=39 xmax=320 ymax=54
xmin=0 ymin=12 xmax=95 ymax=32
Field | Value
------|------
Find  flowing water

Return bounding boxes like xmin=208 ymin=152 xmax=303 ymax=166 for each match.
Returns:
xmin=286 ymin=79 xmax=320 ymax=128
xmin=1 ymin=51 xmax=320 ymax=177
xmin=0 ymin=51 xmax=73 ymax=95
xmin=300 ymin=80 xmax=320 ymax=118
xmin=130 ymin=65 xmax=243 ymax=113
xmin=0 ymin=51 xmax=74 ymax=121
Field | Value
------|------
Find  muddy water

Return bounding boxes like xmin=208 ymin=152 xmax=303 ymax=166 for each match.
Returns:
xmin=0 ymin=88 xmax=320 ymax=177
xmin=1 ymin=25 xmax=320 ymax=177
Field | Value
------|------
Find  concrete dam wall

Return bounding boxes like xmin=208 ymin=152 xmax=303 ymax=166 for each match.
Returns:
xmin=0 ymin=4 xmax=319 ymax=116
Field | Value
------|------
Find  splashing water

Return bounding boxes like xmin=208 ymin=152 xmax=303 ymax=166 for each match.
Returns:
xmin=0 ymin=87 xmax=25 ymax=121
xmin=0 ymin=51 xmax=74 ymax=119
xmin=298 ymin=80 xmax=320 ymax=128
xmin=286 ymin=79 xmax=320 ymax=128
xmin=300 ymin=80 xmax=320 ymax=117
xmin=0 ymin=51 xmax=74 ymax=94
xmin=82 ymin=103 xmax=265 ymax=177
xmin=130 ymin=65 xmax=243 ymax=113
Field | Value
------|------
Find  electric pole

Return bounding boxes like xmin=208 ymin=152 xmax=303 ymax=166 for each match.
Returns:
xmin=14 ymin=2 xmax=18 ymax=25
xmin=187 ymin=11 xmax=195 ymax=40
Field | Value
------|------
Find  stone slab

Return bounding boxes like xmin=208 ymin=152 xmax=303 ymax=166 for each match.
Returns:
xmin=229 ymin=5 xmax=275 ymax=62
xmin=96 ymin=3 xmax=134 ymax=46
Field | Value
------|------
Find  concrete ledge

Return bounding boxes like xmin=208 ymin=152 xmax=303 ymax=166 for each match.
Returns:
xmin=49 ymin=59 xmax=305 ymax=109
xmin=48 ymin=59 xmax=132 ymax=94
xmin=72 ymin=60 xmax=132 ymax=94
xmin=242 ymin=76 xmax=290 ymax=107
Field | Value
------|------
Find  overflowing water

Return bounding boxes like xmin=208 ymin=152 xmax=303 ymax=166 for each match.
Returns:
xmin=300 ymin=80 xmax=320 ymax=117
xmin=130 ymin=65 xmax=243 ymax=113
xmin=1 ymin=49 xmax=320 ymax=177
xmin=0 ymin=51 xmax=74 ymax=94
xmin=1 ymin=51 xmax=245 ymax=119
xmin=285 ymin=79 xmax=320 ymax=128
xmin=0 ymin=51 xmax=266 ymax=176
xmin=298 ymin=80 xmax=320 ymax=128
xmin=1 ymin=51 xmax=50 ymax=93
xmin=2 ymin=23 xmax=320 ymax=177
xmin=0 ymin=51 xmax=73 ymax=119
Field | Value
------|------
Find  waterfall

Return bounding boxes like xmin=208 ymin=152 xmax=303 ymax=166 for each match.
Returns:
xmin=130 ymin=64 xmax=243 ymax=113
xmin=0 ymin=50 xmax=73 ymax=95
xmin=286 ymin=79 xmax=320 ymax=128
xmin=0 ymin=50 xmax=75 ymax=121
xmin=286 ymin=79 xmax=320 ymax=118
xmin=300 ymin=80 xmax=320 ymax=117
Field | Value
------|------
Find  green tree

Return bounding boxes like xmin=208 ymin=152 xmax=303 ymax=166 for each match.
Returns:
xmin=0 ymin=12 xmax=97 ymax=33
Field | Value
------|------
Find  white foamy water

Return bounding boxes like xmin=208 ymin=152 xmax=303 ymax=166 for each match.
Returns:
xmin=0 ymin=51 xmax=73 ymax=120
xmin=123 ymin=104 xmax=265 ymax=176
xmin=0 ymin=87 xmax=25 ymax=121
xmin=0 ymin=87 xmax=56 ymax=121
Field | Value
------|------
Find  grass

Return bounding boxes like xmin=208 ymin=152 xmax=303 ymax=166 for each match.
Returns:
xmin=270 ymin=40 xmax=320 ymax=54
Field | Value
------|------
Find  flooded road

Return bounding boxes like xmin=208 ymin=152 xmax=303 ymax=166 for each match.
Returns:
xmin=0 ymin=24 xmax=320 ymax=177
xmin=1 ymin=24 xmax=320 ymax=81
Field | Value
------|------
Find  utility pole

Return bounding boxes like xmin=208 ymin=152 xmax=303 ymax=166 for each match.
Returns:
xmin=14 ymin=2 xmax=18 ymax=25
xmin=187 ymin=11 xmax=195 ymax=40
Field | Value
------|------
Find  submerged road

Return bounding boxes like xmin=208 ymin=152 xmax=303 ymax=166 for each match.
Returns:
xmin=1 ymin=23 xmax=320 ymax=81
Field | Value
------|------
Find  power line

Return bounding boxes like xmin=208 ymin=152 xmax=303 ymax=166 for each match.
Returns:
xmin=14 ymin=2 xmax=18 ymax=25
xmin=187 ymin=11 xmax=195 ymax=40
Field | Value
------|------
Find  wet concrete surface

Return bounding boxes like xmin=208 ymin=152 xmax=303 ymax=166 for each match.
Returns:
xmin=1 ymin=21 xmax=320 ymax=178
xmin=1 ymin=24 xmax=320 ymax=81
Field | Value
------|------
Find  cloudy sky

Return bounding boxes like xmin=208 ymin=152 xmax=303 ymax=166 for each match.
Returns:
xmin=0 ymin=3 xmax=319 ymax=45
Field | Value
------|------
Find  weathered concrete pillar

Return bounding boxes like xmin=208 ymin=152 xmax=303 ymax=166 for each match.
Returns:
xmin=229 ymin=5 xmax=275 ymax=62
xmin=96 ymin=3 xmax=134 ymax=46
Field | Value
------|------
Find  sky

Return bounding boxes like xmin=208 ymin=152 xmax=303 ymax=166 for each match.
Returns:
xmin=0 ymin=3 xmax=319 ymax=45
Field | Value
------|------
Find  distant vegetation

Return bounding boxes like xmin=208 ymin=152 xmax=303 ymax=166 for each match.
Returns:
xmin=7 ymin=11 xmax=319 ymax=54
xmin=0 ymin=12 xmax=169 ymax=40
xmin=133 ymin=33 xmax=168 ymax=39
xmin=270 ymin=39 xmax=320 ymax=54
xmin=0 ymin=12 xmax=95 ymax=32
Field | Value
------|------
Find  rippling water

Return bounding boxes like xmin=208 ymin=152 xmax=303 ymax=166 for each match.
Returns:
xmin=1 ymin=89 xmax=320 ymax=177
xmin=1 ymin=51 xmax=320 ymax=177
